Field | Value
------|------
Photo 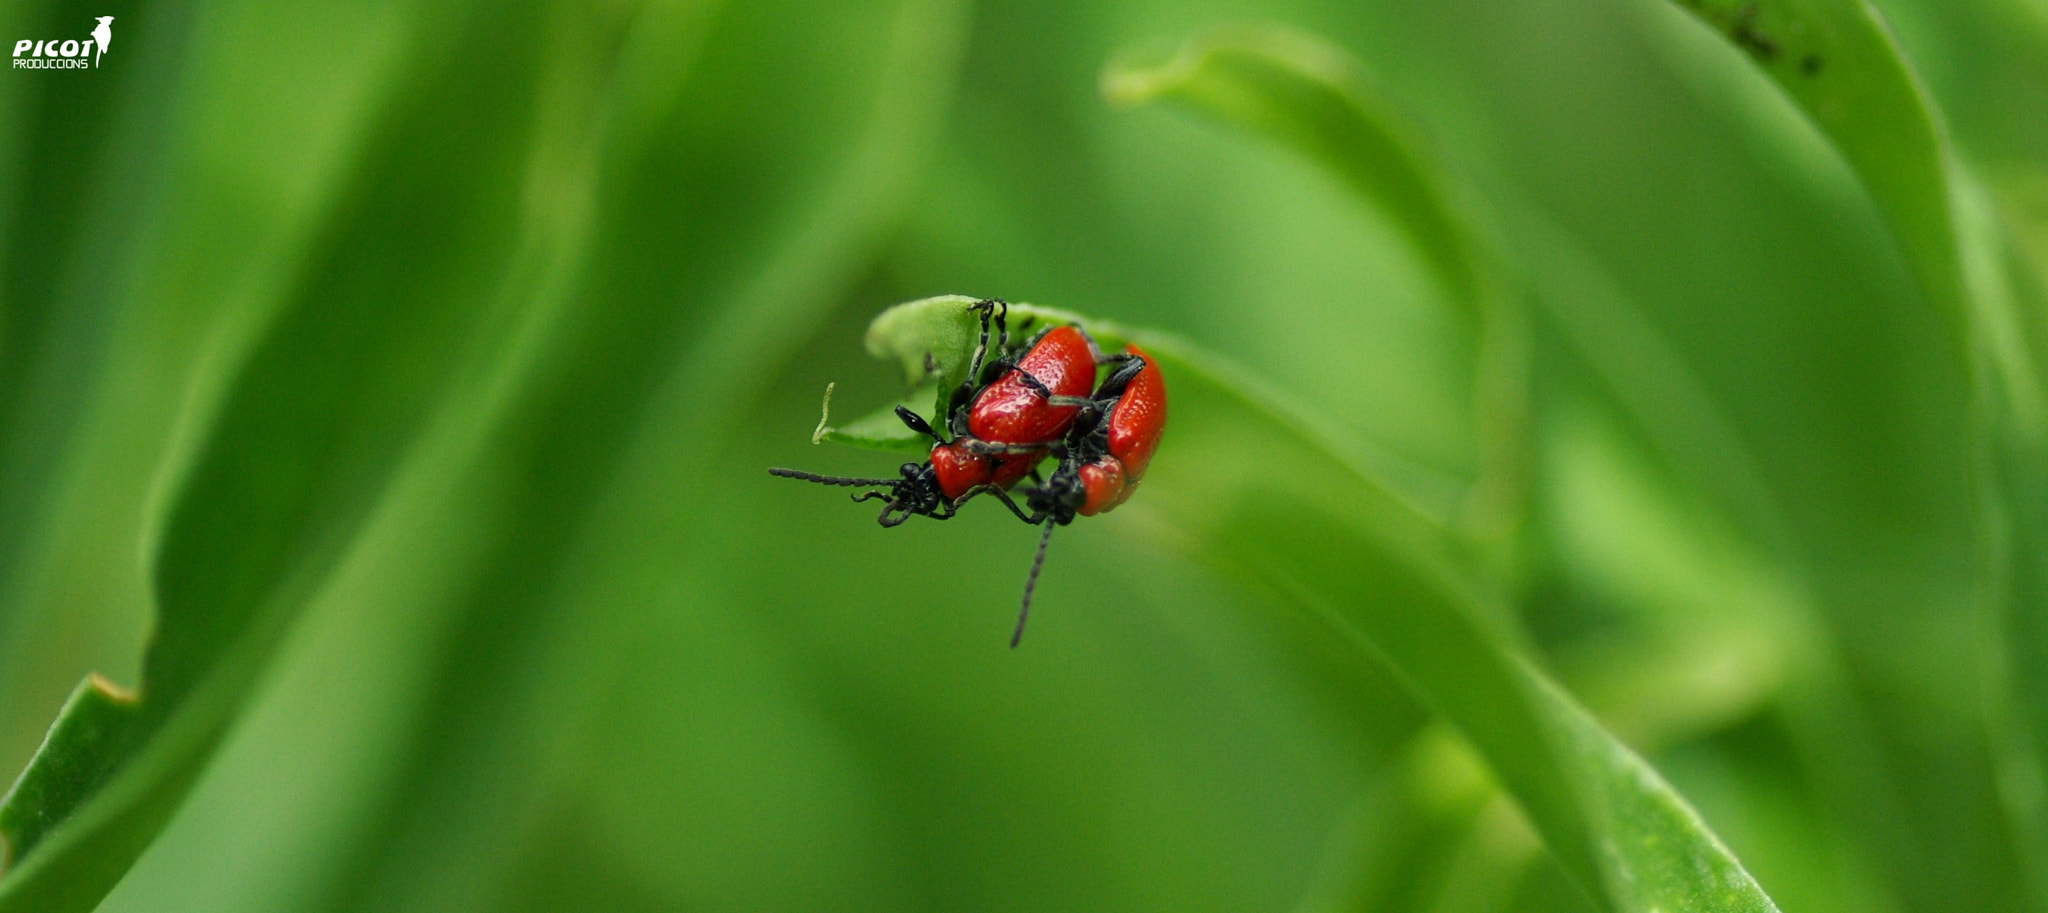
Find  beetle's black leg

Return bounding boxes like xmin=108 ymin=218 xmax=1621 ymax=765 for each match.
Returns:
xmin=976 ymin=350 xmax=1019 ymax=390
xmin=952 ymin=485 xmax=1048 ymax=525
xmin=1010 ymin=369 xmax=1053 ymax=397
xmin=853 ymin=490 xmax=902 ymax=511
xmin=946 ymin=381 xmax=976 ymax=438
xmin=1073 ymin=325 xmax=1109 ymax=363
xmin=965 ymin=299 xmax=1008 ymax=386
xmin=991 ymin=299 xmax=1011 ymax=354
xmin=1001 ymin=366 xmax=1092 ymax=408
xmin=895 ymin=406 xmax=945 ymax=444
xmin=875 ymin=499 xmax=912 ymax=527
xmin=958 ymin=439 xmax=1053 ymax=457
xmin=1092 ymin=354 xmax=1146 ymax=400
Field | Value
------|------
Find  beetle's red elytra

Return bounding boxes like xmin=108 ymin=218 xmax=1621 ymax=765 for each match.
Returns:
xmin=1072 ymin=343 xmax=1166 ymax=516
xmin=1104 ymin=344 xmax=1166 ymax=482
xmin=967 ymin=325 xmax=1095 ymax=446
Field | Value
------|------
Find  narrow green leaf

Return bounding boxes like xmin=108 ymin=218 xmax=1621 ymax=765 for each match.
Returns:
xmin=1100 ymin=23 xmax=1528 ymax=543
xmin=1091 ymin=29 xmax=1776 ymax=912
xmin=0 ymin=1 xmax=510 ymax=906
xmin=0 ymin=676 xmax=139 ymax=869
xmin=862 ymin=296 xmax=1775 ymax=912
xmin=1654 ymin=0 xmax=2048 ymax=901
xmin=0 ymin=3 xmax=557 ymax=908
xmin=0 ymin=0 xmax=971 ymax=909
xmin=1661 ymin=0 xmax=1964 ymax=328
xmin=1101 ymin=27 xmax=1483 ymax=315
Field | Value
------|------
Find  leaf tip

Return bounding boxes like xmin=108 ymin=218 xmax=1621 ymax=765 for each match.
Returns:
xmin=811 ymin=382 xmax=837 ymax=444
xmin=83 ymin=673 xmax=137 ymax=705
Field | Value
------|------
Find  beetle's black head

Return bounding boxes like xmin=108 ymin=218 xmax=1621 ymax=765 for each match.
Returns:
xmin=1023 ymin=462 xmax=1085 ymax=527
xmin=767 ymin=461 xmax=947 ymax=528
xmin=852 ymin=462 xmax=948 ymax=527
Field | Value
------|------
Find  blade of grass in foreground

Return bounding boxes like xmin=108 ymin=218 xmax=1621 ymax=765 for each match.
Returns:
xmin=1091 ymin=24 xmax=1778 ymax=911
xmin=0 ymin=2 xmax=567 ymax=907
xmin=857 ymin=296 xmax=1777 ymax=913
xmin=0 ymin=0 xmax=965 ymax=908
xmin=1644 ymin=0 xmax=2048 ymax=900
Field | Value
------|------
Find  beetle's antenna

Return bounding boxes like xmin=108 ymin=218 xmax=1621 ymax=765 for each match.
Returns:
xmin=768 ymin=467 xmax=899 ymax=487
xmin=1011 ymin=520 xmax=1056 ymax=648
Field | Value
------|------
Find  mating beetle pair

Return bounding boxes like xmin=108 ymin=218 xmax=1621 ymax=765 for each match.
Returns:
xmin=770 ymin=299 xmax=1168 ymax=646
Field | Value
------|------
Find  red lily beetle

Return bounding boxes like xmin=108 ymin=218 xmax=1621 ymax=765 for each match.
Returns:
xmin=1075 ymin=343 xmax=1166 ymax=515
xmin=1005 ymin=343 xmax=1167 ymax=645
xmin=768 ymin=299 xmax=1168 ymax=648
xmin=769 ymin=300 xmax=1089 ymax=525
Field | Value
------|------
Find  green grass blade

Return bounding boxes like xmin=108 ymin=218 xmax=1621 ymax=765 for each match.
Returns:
xmin=0 ymin=3 xmax=559 ymax=908
xmin=1653 ymin=0 xmax=2048 ymax=900
xmin=1086 ymin=29 xmax=1777 ymax=911
xmin=1658 ymin=0 xmax=1965 ymax=333
xmin=1100 ymin=27 xmax=1484 ymax=316
xmin=0 ymin=676 xmax=139 ymax=871
xmin=858 ymin=296 xmax=1776 ymax=913
xmin=0 ymin=1 xmax=969 ymax=910
xmin=1100 ymin=23 xmax=1529 ymax=545
xmin=0 ymin=0 xmax=966 ymax=904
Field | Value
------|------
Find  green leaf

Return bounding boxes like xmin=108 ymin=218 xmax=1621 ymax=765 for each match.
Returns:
xmin=0 ymin=2 xmax=568 ymax=906
xmin=0 ymin=0 xmax=968 ymax=909
xmin=1653 ymin=0 xmax=2048 ymax=900
xmin=1657 ymin=0 xmax=1963 ymax=326
xmin=0 ymin=676 xmax=139 ymax=871
xmin=863 ymin=293 xmax=985 ymax=392
xmin=813 ymin=384 xmax=938 ymax=453
xmin=1101 ymin=23 xmax=1528 ymax=542
xmin=865 ymin=295 xmax=1776 ymax=912
xmin=1100 ymin=27 xmax=1483 ymax=317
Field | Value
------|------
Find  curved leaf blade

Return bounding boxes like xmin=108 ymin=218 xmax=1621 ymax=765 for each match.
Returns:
xmin=0 ymin=676 xmax=138 ymax=869
xmin=1101 ymin=24 xmax=1529 ymax=542
xmin=0 ymin=2 xmax=560 ymax=907
xmin=1662 ymin=0 xmax=1965 ymax=329
xmin=1653 ymin=0 xmax=2048 ymax=900
xmin=0 ymin=0 xmax=965 ymax=908
xmin=1101 ymin=27 xmax=1485 ymax=314
xmin=1094 ymin=28 xmax=1780 ymax=912
xmin=860 ymin=296 xmax=1776 ymax=912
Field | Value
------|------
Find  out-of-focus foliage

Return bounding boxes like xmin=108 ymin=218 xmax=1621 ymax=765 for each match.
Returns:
xmin=0 ymin=0 xmax=2042 ymax=910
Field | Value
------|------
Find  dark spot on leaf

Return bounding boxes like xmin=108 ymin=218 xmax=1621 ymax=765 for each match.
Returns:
xmin=1801 ymin=53 xmax=1822 ymax=76
xmin=1727 ymin=4 xmax=1781 ymax=61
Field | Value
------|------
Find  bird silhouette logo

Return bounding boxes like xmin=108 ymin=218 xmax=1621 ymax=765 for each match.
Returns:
xmin=90 ymin=16 xmax=111 ymax=68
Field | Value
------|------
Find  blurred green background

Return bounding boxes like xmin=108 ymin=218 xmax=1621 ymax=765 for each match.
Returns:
xmin=2 ymin=0 xmax=2046 ymax=910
